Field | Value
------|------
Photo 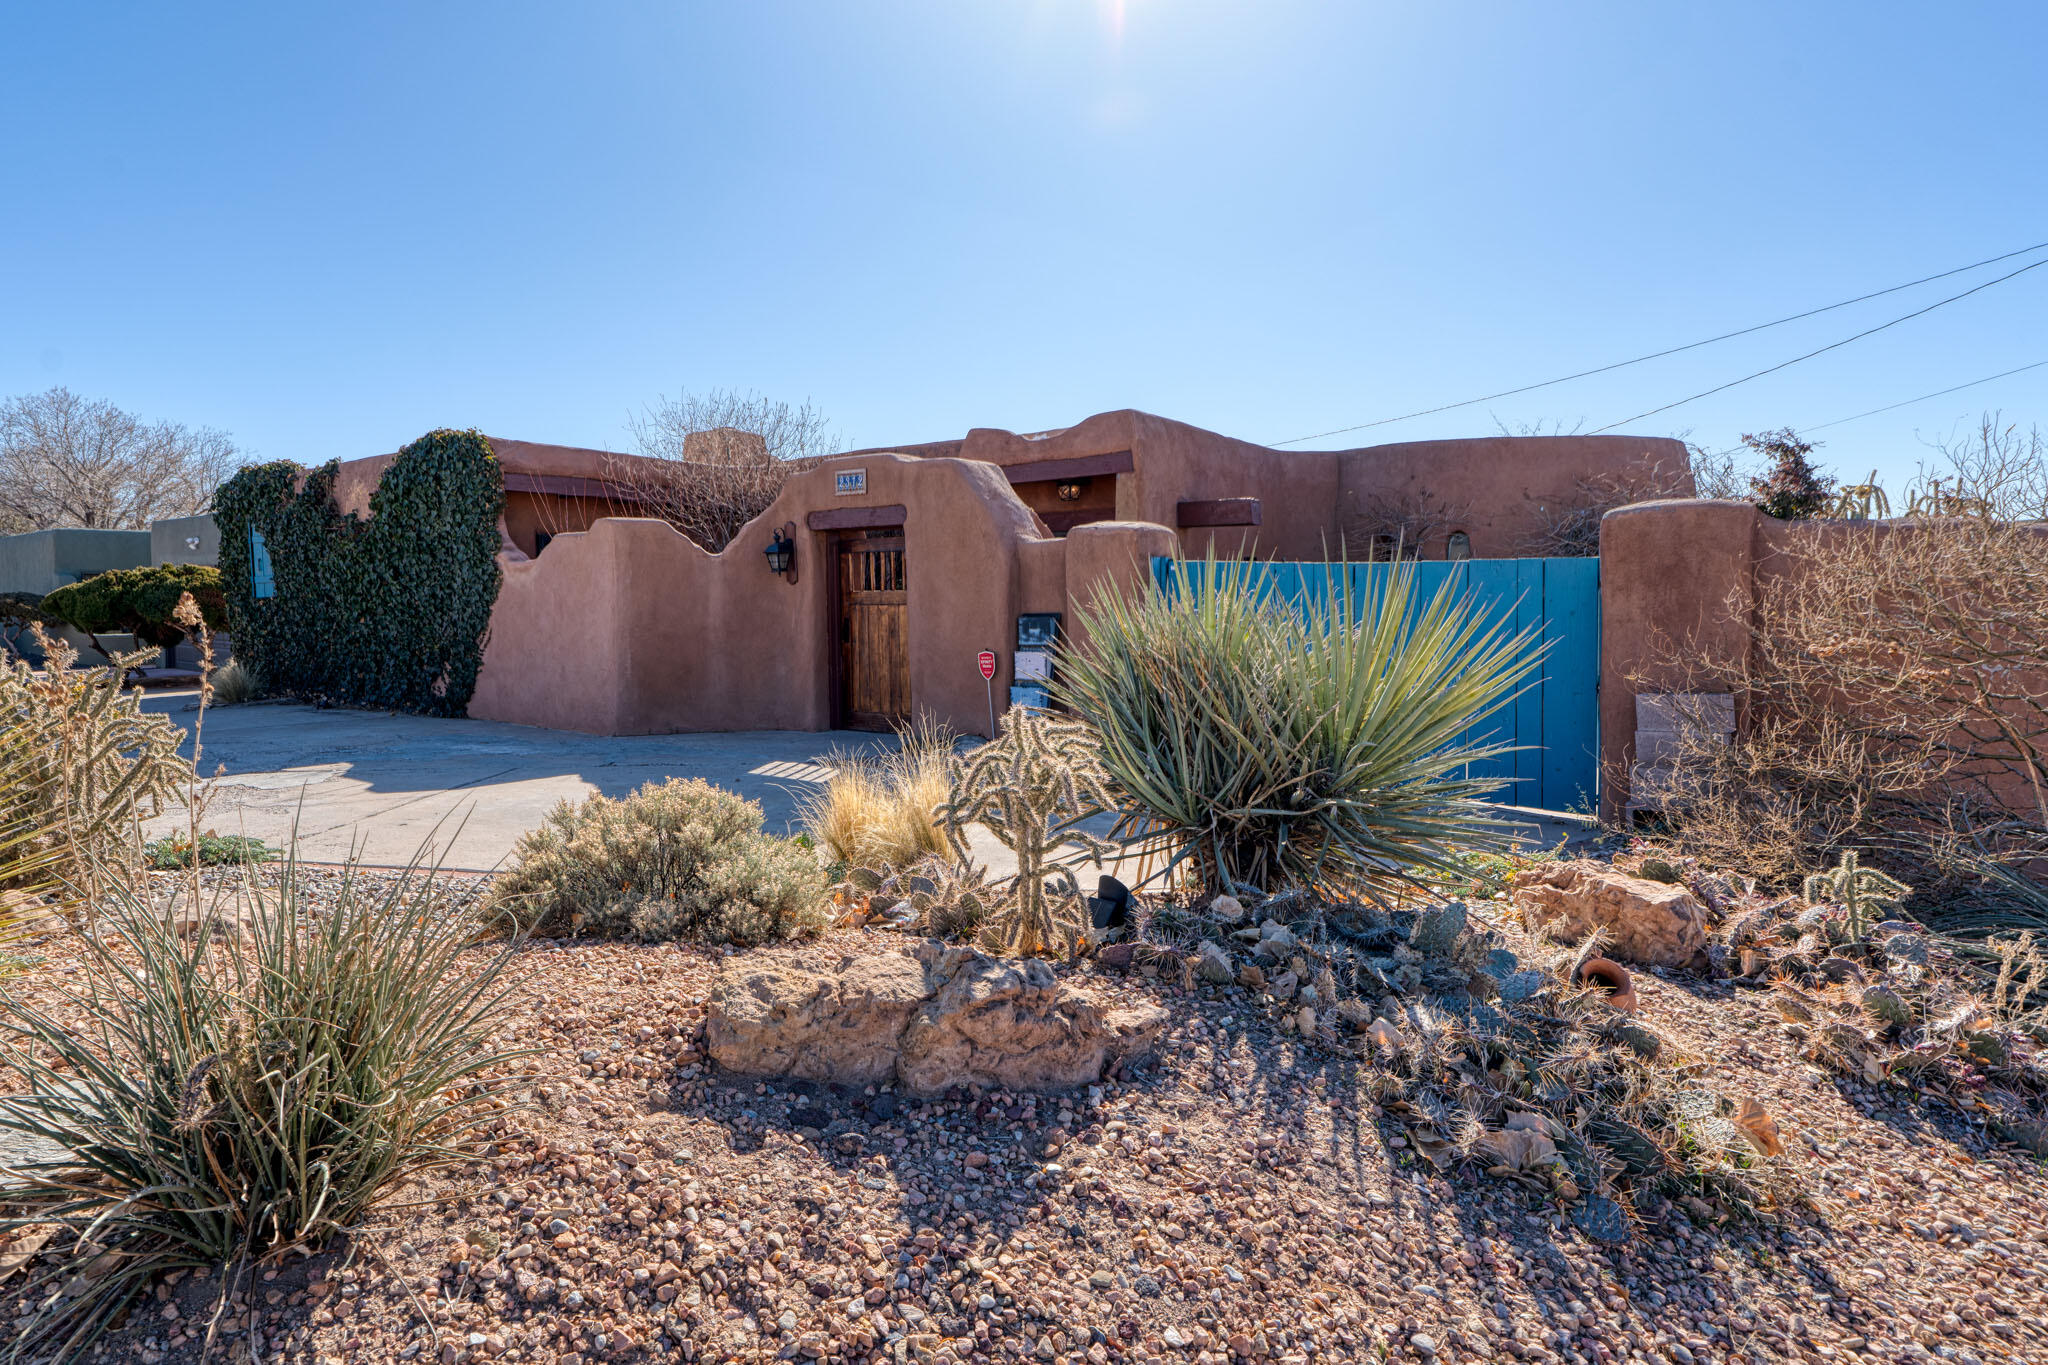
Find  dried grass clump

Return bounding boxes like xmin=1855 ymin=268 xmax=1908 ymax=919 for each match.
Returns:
xmin=0 ymin=627 xmax=190 ymax=896
xmin=494 ymin=777 xmax=827 ymax=945
xmin=0 ymin=857 xmax=522 ymax=1360
xmin=802 ymin=718 xmax=953 ymax=872
xmin=206 ymin=656 xmax=263 ymax=705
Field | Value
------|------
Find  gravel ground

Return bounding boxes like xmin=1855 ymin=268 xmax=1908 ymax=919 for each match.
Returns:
xmin=2 ymin=867 xmax=2044 ymax=1365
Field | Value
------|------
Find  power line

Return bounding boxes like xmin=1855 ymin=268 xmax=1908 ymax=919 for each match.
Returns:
xmin=1803 ymin=358 xmax=2048 ymax=434
xmin=1702 ymin=357 xmax=2048 ymax=457
xmin=1270 ymin=237 xmax=2048 ymax=447
xmin=1586 ymin=256 xmax=2048 ymax=433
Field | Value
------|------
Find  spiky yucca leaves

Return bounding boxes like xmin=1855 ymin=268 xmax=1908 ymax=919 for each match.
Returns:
xmin=1055 ymin=554 xmax=1543 ymax=903
xmin=0 ymin=855 xmax=526 ymax=1362
xmin=935 ymin=711 xmax=1117 ymax=959
xmin=1802 ymin=850 xmax=1911 ymax=945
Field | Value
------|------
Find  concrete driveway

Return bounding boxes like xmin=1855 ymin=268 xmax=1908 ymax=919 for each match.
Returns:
xmin=141 ymin=690 xmax=905 ymax=870
xmin=140 ymin=690 xmax=1594 ymax=876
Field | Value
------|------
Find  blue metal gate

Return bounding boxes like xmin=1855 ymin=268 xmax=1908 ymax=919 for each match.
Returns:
xmin=1149 ymin=556 xmax=1600 ymax=812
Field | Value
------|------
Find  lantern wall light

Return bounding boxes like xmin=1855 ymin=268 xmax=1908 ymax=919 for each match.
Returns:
xmin=764 ymin=530 xmax=796 ymax=576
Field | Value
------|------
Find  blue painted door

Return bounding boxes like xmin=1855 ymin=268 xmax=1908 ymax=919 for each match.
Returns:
xmin=1149 ymin=556 xmax=1601 ymax=812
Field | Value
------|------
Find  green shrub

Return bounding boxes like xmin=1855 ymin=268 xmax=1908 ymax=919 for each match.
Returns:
xmin=0 ymin=632 xmax=190 ymax=895
xmin=0 ymin=857 xmax=522 ymax=1359
xmin=41 ymin=563 xmax=226 ymax=654
xmin=211 ymin=429 xmax=503 ymax=716
xmin=1055 ymin=556 xmax=1543 ymax=902
xmin=142 ymin=830 xmax=279 ymax=869
xmin=0 ymin=591 xmax=54 ymax=662
xmin=494 ymin=778 xmax=827 ymax=944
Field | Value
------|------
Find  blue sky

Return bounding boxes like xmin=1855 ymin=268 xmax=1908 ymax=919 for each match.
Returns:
xmin=5 ymin=2 xmax=2044 ymax=493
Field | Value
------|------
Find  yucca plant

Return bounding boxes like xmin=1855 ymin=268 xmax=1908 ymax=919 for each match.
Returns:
xmin=0 ymin=854 xmax=526 ymax=1361
xmin=1055 ymin=554 xmax=1544 ymax=901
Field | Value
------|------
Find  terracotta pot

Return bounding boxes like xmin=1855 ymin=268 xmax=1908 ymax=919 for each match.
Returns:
xmin=1576 ymin=956 xmax=1639 ymax=1013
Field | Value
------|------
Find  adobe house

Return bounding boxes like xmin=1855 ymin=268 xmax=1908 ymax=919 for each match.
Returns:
xmin=316 ymin=410 xmax=1683 ymax=740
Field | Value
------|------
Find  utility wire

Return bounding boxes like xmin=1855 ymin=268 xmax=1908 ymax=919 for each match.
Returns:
xmin=1271 ymin=237 xmax=2048 ymax=446
xmin=1586 ymin=256 xmax=2048 ymax=433
xmin=1701 ymin=357 xmax=2048 ymax=458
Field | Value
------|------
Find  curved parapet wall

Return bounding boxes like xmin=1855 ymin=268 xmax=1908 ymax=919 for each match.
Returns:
xmin=470 ymin=453 xmax=1175 ymax=737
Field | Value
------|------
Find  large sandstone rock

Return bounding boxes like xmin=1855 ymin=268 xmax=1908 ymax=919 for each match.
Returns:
xmin=704 ymin=953 xmax=928 ymax=1087
xmin=705 ymin=946 xmax=1168 ymax=1095
xmin=1511 ymin=861 xmax=1708 ymax=968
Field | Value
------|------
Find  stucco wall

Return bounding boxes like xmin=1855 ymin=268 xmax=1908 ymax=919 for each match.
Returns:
xmin=471 ymin=455 xmax=1178 ymax=738
xmin=0 ymin=528 xmax=153 ymax=596
xmin=151 ymin=515 xmax=220 ymax=567
xmin=844 ymin=410 xmax=1690 ymax=563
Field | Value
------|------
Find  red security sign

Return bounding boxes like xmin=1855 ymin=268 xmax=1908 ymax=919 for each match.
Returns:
xmin=977 ymin=651 xmax=997 ymax=681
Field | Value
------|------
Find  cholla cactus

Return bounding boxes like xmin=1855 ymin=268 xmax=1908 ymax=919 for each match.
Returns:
xmin=936 ymin=711 xmax=1118 ymax=959
xmin=1802 ymin=850 xmax=1910 ymax=945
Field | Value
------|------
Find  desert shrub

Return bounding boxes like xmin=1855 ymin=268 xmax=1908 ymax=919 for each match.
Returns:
xmin=494 ymin=778 xmax=826 ymax=944
xmin=1056 ymin=556 xmax=1543 ymax=902
xmin=0 ymin=858 xmax=521 ymax=1358
xmin=801 ymin=717 xmax=953 ymax=871
xmin=41 ymin=563 xmax=226 ymax=656
xmin=1640 ymin=517 xmax=2048 ymax=912
xmin=0 ymin=631 xmax=190 ymax=894
xmin=142 ymin=830 xmax=279 ymax=869
xmin=207 ymin=655 xmax=263 ymax=705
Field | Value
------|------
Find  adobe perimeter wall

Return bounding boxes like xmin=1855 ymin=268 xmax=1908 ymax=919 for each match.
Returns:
xmin=469 ymin=455 xmax=1175 ymax=738
xmin=1598 ymin=499 xmax=2048 ymax=822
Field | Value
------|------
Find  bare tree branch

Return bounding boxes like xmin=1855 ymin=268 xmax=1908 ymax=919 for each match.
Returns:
xmin=0 ymin=387 xmax=241 ymax=531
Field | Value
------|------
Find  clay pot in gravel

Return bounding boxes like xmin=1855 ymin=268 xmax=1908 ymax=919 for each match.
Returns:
xmin=1576 ymin=956 xmax=1639 ymax=1013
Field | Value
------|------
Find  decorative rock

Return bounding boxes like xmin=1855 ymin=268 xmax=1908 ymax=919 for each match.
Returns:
xmin=705 ymin=953 xmax=928 ymax=1086
xmin=706 ymin=948 xmax=1169 ymax=1095
xmin=1208 ymin=894 xmax=1247 ymax=924
xmin=1511 ymin=862 xmax=1708 ymax=967
xmin=1195 ymin=942 xmax=1234 ymax=983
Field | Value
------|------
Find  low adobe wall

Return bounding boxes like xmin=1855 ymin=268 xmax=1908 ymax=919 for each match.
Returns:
xmin=1598 ymin=499 xmax=2048 ymax=822
xmin=469 ymin=454 xmax=1175 ymax=737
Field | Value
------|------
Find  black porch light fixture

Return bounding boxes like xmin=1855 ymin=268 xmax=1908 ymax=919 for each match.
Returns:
xmin=764 ymin=530 xmax=796 ymax=576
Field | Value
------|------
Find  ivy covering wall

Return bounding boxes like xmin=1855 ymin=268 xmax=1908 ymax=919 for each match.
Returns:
xmin=212 ymin=430 xmax=504 ymax=715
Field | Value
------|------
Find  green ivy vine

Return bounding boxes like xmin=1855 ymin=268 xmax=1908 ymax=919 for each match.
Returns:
xmin=211 ymin=430 xmax=504 ymax=716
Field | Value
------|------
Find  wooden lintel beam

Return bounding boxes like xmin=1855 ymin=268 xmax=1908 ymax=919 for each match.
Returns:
xmin=1177 ymin=498 xmax=1262 ymax=528
xmin=806 ymin=504 xmax=909 ymax=531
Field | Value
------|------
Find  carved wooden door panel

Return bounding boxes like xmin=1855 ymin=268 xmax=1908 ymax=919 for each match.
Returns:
xmin=836 ymin=532 xmax=908 ymax=730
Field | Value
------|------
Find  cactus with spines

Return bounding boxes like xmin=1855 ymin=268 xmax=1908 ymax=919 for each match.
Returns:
xmin=935 ymin=710 xmax=1118 ymax=959
xmin=1802 ymin=850 xmax=1911 ymax=946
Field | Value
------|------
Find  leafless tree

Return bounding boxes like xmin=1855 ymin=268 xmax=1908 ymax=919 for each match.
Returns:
xmin=1686 ymin=441 xmax=1753 ymax=501
xmin=588 ymin=390 xmax=838 ymax=552
xmin=0 ymin=387 xmax=241 ymax=531
xmin=1342 ymin=488 xmax=1473 ymax=559
xmin=1914 ymin=411 xmax=2047 ymax=522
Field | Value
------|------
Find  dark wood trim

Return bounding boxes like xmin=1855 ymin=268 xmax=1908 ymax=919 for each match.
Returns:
xmin=1038 ymin=508 xmax=1114 ymax=536
xmin=1177 ymin=497 xmax=1262 ymax=528
xmin=806 ymin=504 xmax=908 ymax=531
xmin=1001 ymin=450 xmax=1134 ymax=485
xmin=502 ymin=472 xmax=652 ymax=503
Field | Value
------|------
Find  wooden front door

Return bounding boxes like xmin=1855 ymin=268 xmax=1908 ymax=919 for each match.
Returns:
xmin=836 ymin=531 xmax=909 ymax=730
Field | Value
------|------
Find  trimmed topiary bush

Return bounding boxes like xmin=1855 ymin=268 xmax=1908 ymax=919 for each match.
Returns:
xmin=493 ymin=778 xmax=828 ymax=945
xmin=211 ymin=429 xmax=503 ymax=715
xmin=41 ymin=564 xmax=226 ymax=656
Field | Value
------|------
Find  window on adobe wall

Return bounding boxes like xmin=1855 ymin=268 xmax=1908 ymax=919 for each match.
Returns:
xmin=534 ymin=530 xmax=553 ymax=557
xmin=1446 ymin=530 xmax=1472 ymax=561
